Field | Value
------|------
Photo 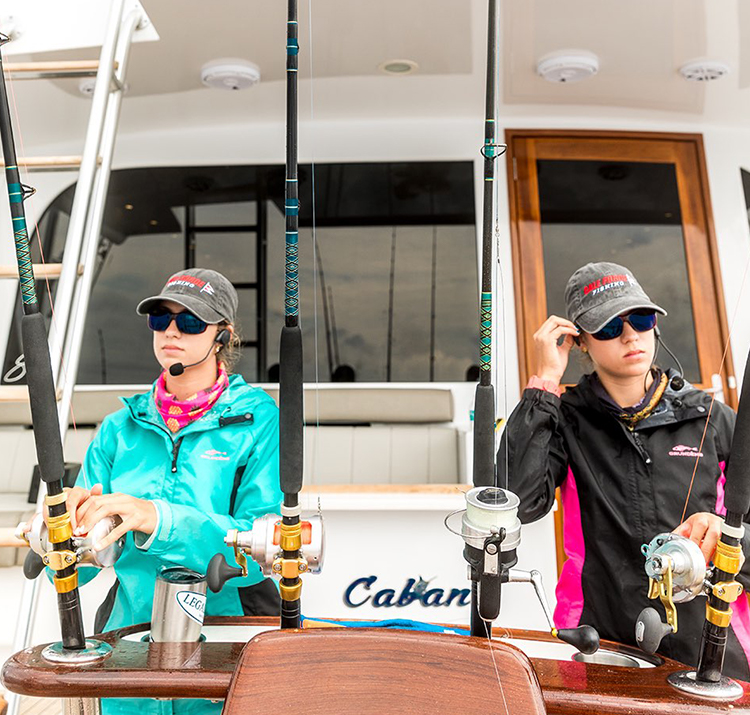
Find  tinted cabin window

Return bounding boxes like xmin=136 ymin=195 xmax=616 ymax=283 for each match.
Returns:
xmin=2 ymin=163 xmax=478 ymax=385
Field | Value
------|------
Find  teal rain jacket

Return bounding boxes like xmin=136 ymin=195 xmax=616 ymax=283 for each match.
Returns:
xmin=77 ymin=373 xmax=282 ymax=632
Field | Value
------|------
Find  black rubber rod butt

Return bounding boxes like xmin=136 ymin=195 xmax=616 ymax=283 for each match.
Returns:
xmin=23 ymin=314 xmax=65 ymax=484
xmin=279 ymin=326 xmax=303 ymax=495
xmin=473 ymin=384 xmax=496 ymax=487
xmin=469 ymin=580 xmax=491 ymax=638
xmin=722 ymin=352 xmax=750 ymax=524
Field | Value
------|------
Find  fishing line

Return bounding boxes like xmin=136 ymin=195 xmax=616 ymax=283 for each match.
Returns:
xmin=484 ymin=625 xmax=511 ymax=715
xmin=5 ymin=63 xmax=78 ymax=433
xmin=307 ymin=0 xmax=322 ymax=483
xmin=678 ymin=250 xmax=750 ymax=526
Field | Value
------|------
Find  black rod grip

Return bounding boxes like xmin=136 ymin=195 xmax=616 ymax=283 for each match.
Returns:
xmin=22 ymin=313 xmax=65 ymax=486
xmin=472 ymin=383 xmax=496 ymax=487
xmin=723 ymin=352 xmax=750 ymax=525
xmin=279 ymin=325 xmax=303 ymax=495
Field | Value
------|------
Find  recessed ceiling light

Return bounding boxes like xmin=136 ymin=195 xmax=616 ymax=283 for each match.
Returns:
xmin=537 ymin=51 xmax=599 ymax=84
xmin=379 ymin=59 xmax=419 ymax=75
xmin=149 ymin=219 xmax=158 ymax=226
xmin=201 ymin=58 xmax=261 ymax=90
xmin=679 ymin=60 xmax=730 ymax=82
xmin=124 ymin=203 xmax=134 ymax=210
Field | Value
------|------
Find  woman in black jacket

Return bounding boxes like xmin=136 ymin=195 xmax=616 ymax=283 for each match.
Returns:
xmin=500 ymin=261 xmax=750 ymax=679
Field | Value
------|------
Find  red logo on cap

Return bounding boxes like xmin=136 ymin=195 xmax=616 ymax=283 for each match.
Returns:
xmin=168 ymin=275 xmax=206 ymax=289
xmin=583 ymin=274 xmax=630 ymax=296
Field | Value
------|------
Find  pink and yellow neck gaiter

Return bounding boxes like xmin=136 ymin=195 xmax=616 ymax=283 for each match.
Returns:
xmin=154 ymin=363 xmax=229 ymax=433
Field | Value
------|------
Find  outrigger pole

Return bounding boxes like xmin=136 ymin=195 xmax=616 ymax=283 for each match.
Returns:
xmin=278 ymin=0 xmax=304 ymax=630
xmin=0 ymin=36 xmax=86 ymax=650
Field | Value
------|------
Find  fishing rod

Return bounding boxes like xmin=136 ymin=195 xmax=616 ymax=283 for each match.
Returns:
xmin=207 ymin=0 xmax=323 ymax=626
xmin=277 ymin=0 xmax=304 ymax=630
xmin=0 ymin=34 xmax=86 ymax=652
xmin=446 ymin=3 xmax=598 ymax=654
xmin=637 ymin=352 xmax=750 ymax=700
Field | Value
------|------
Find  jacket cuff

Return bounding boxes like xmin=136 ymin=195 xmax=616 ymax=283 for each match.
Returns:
xmin=134 ymin=499 xmax=171 ymax=553
xmin=526 ymin=375 xmax=562 ymax=398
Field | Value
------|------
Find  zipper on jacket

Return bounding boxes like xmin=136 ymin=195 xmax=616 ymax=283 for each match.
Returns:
xmin=631 ymin=431 xmax=652 ymax=465
xmin=171 ymin=436 xmax=184 ymax=473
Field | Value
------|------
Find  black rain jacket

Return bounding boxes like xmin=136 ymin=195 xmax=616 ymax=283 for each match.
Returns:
xmin=499 ymin=371 xmax=750 ymax=679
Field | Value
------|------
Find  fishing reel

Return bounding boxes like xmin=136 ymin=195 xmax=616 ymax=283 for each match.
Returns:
xmin=635 ymin=532 xmax=714 ymax=654
xmin=446 ymin=486 xmax=599 ymax=654
xmin=17 ymin=512 xmax=125 ymax=579
xmin=207 ymin=512 xmax=324 ymax=592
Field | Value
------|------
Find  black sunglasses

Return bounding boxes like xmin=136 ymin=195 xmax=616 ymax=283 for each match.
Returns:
xmin=147 ymin=308 xmax=208 ymax=335
xmin=583 ymin=310 xmax=658 ymax=341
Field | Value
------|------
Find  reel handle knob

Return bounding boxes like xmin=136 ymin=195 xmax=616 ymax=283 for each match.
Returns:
xmin=23 ymin=549 xmax=45 ymax=580
xmin=635 ymin=607 xmax=673 ymax=654
xmin=556 ymin=625 xmax=600 ymax=655
xmin=207 ymin=553 xmax=243 ymax=593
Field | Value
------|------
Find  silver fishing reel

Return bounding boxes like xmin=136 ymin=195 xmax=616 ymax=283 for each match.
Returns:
xmin=18 ymin=512 xmax=125 ymax=570
xmin=636 ymin=532 xmax=707 ymax=654
xmin=208 ymin=512 xmax=325 ymax=592
xmin=445 ymin=486 xmax=599 ymax=653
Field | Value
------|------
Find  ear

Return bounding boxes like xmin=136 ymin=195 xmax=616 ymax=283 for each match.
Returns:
xmin=215 ymin=328 xmax=231 ymax=347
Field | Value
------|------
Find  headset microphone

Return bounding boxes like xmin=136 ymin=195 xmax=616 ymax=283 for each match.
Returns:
xmin=654 ymin=327 xmax=685 ymax=391
xmin=168 ymin=329 xmax=231 ymax=377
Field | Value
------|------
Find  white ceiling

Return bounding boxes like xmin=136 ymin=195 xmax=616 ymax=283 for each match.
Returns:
xmin=4 ymin=0 xmax=750 ymax=151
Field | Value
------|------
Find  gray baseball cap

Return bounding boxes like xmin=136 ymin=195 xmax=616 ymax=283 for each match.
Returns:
xmin=564 ymin=262 xmax=666 ymax=333
xmin=136 ymin=268 xmax=238 ymax=324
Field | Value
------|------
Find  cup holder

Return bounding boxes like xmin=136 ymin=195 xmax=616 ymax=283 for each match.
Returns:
xmin=573 ymin=650 xmax=643 ymax=668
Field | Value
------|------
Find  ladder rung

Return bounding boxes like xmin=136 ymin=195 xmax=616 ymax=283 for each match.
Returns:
xmin=0 ymin=156 xmax=103 ymax=172
xmin=3 ymin=60 xmax=117 ymax=81
xmin=0 ymin=264 xmax=83 ymax=279
xmin=0 ymin=386 xmax=62 ymax=403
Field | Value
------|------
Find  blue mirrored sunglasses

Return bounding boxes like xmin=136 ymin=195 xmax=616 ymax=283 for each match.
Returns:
xmin=147 ymin=308 xmax=208 ymax=335
xmin=584 ymin=310 xmax=657 ymax=341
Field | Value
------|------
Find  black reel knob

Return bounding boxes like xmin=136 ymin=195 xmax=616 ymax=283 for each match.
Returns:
xmin=207 ymin=553 xmax=243 ymax=593
xmin=557 ymin=625 xmax=600 ymax=655
xmin=635 ymin=607 xmax=673 ymax=654
xmin=23 ymin=550 xmax=45 ymax=580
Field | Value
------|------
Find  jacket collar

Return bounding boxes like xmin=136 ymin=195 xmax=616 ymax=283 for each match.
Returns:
xmin=564 ymin=369 xmax=712 ymax=429
xmin=121 ymin=373 xmax=265 ymax=436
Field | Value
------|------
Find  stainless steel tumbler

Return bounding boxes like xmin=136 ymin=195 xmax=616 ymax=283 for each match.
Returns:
xmin=150 ymin=566 xmax=207 ymax=642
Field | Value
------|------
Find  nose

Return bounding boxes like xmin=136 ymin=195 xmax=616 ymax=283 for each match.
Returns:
xmin=620 ymin=321 xmax=639 ymax=342
xmin=164 ymin=317 xmax=181 ymax=337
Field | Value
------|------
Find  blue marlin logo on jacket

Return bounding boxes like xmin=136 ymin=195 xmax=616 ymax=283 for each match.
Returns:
xmin=344 ymin=575 xmax=471 ymax=608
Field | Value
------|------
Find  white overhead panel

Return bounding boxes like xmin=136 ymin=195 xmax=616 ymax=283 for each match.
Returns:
xmin=503 ymin=0 xmax=708 ymax=113
xmin=0 ymin=1 xmax=158 ymax=56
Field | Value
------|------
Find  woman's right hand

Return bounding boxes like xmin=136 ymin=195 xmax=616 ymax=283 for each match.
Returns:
xmin=533 ymin=315 xmax=580 ymax=384
xmin=46 ymin=483 xmax=104 ymax=532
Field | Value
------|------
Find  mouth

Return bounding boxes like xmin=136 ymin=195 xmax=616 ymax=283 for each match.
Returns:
xmin=624 ymin=350 xmax=645 ymax=359
xmin=162 ymin=345 xmax=183 ymax=353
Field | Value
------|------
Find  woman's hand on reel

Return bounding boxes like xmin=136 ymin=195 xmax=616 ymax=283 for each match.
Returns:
xmin=74 ymin=492 xmax=158 ymax=551
xmin=673 ymin=512 xmax=723 ymax=564
xmin=533 ymin=315 xmax=579 ymax=385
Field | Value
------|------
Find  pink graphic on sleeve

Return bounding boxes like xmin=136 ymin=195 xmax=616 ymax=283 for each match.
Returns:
xmin=554 ymin=466 xmax=586 ymax=629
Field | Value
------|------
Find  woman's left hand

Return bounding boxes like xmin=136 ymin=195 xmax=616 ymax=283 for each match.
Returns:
xmin=673 ymin=512 xmax=723 ymax=564
xmin=74 ymin=493 xmax=158 ymax=551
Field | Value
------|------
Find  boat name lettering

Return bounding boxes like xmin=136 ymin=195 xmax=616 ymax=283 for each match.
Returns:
xmin=344 ymin=576 xmax=471 ymax=608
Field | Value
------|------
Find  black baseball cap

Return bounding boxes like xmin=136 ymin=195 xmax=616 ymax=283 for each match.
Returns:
xmin=564 ymin=262 xmax=667 ymax=333
xmin=136 ymin=268 xmax=238 ymax=324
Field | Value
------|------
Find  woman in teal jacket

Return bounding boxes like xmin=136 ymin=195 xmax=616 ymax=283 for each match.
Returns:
xmin=65 ymin=267 xmax=282 ymax=634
